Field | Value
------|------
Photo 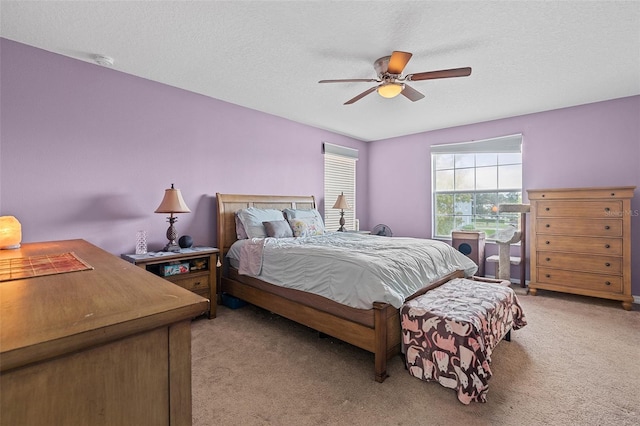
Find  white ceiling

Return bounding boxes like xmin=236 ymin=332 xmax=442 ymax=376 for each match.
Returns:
xmin=2 ymin=1 xmax=639 ymax=142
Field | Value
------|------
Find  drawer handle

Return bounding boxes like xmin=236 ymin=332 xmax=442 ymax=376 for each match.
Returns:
xmin=545 ymin=224 xmax=550 ymax=228
xmin=604 ymin=225 xmax=610 ymax=230
xmin=546 ymin=257 xmax=551 ymax=262
xmin=605 ymin=244 xmax=610 ymax=249
xmin=604 ymin=207 xmax=610 ymax=212
xmin=545 ymin=207 xmax=550 ymax=211
xmin=546 ymin=241 xmax=551 ymax=245
xmin=605 ymin=281 xmax=611 ymax=286
xmin=545 ymin=274 xmax=551 ymax=278
xmin=194 ymin=281 xmax=202 ymax=287
xmin=605 ymin=262 xmax=611 ymax=267
xmin=610 ymin=193 xmax=615 ymax=197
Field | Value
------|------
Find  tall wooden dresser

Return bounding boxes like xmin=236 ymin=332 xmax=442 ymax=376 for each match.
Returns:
xmin=528 ymin=186 xmax=635 ymax=310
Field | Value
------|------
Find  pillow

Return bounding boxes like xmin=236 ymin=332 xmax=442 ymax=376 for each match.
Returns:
xmin=263 ymin=220 xmax=293 ymax=238
xmin=288 ymin=217 xmax=324 ymax=238
xmin=235 ymin=212 xmax=248 ymax=239
xmin=236 ymin=207 xmax=285 ymax=238
xmin=283 ymin=208 xmax=325 ymax=232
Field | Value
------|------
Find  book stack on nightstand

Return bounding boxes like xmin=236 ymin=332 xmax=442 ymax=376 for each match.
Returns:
xmin=122 ymin=247 xmax=219 ymax=319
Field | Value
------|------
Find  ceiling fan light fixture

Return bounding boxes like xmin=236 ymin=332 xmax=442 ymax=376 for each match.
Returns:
xmin=377 ymin=82 xmax=404 ymax=99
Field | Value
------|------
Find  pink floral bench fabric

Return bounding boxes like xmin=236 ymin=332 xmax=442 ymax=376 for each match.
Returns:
xmin=400 ymin=277 xmax=527 ymax=404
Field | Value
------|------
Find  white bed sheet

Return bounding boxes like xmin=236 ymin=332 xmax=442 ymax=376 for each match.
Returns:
xmin=227 ymin=232 xmax=478 ymax=310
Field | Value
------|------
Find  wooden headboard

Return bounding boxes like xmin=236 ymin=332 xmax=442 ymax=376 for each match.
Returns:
xmin=216 ymin=193 xmax=316 ymax=256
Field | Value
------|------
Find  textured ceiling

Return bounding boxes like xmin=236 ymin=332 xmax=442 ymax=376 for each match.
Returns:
xmin=2 ymin=1 xmax=639 ymax=141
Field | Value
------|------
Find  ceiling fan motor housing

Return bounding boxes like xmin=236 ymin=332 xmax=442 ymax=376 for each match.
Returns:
xmin=374 ymin=56 xmax=393 ymax=77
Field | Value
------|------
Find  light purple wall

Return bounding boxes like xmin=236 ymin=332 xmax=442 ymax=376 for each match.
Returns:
xmin=2 ymin=39 xmax=639 ymax=297
xmin=368 ymin=95 xmax=640 ymax=294
xmin=0 ymin=39 xmax=368 ymax=253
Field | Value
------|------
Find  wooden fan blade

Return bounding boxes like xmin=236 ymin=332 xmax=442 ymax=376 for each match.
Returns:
xmin=319 ymin=78 xmax=378 ymax=83
xmin=387 ymin=51 xmax=413 ymax=74
xmin=407 ymin=67 xmax=472 ymax=81
xmin=401 ymin=84 xmax=425 ymax=102
xmin=344 ymin=86 xmax=378 ymax=105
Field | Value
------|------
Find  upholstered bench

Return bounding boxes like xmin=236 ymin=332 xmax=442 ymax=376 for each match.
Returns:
xmin=400 ymin=277 xmax=527 ymax=404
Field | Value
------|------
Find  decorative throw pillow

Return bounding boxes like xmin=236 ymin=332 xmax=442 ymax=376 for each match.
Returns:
xmin=236 ymin=207 xmax=285 ymax=238
xmin=288 ymin=217 xmax=324 ymax=238
xmin=235 ymin=212 xmax=248 ymax=239
xmin=263 ymin=220 xmax=293 ymax=238
xmin=283 ymin=208 xmax=326 ymax=232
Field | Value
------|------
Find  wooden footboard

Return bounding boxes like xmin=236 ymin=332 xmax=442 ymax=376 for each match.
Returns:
xmin=222 ymin=275 xmax=399 ymax=381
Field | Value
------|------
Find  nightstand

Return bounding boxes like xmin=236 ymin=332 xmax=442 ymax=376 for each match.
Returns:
xmin=122 ymin=247 xmax=219 ymax=319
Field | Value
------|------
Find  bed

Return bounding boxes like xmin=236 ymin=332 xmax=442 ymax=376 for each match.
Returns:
xmin=216 ymin=193 xmax=476 ymax=382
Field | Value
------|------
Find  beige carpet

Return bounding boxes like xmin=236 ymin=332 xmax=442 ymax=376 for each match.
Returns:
xmin=191 ymin=288 xmax=640 ymax=426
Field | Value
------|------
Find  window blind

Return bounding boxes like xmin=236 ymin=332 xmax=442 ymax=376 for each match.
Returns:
xmin=323 ymin=143 xmax=357 ymax=232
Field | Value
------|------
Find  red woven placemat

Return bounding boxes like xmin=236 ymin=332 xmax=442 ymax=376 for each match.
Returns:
xmin=0 ymin=252 xmax=93 ymax=282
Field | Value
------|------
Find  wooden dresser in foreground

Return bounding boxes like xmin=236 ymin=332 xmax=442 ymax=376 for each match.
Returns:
xmin=528 ymin=187 xmax=635 ymax=310
xmin=0 ymin=239 xmax=208 ymax=425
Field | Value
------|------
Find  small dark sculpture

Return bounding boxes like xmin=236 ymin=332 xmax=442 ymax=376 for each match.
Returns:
xmin=178 ymin=235 xmax=193 ymax=249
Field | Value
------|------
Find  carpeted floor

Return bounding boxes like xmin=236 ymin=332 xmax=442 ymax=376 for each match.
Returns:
xmin=191 ymin=288 xmax=640 ymax=426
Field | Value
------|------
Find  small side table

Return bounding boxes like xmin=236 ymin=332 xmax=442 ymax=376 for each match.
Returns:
xmin=122 ymin=247 xmax=219 ymax=319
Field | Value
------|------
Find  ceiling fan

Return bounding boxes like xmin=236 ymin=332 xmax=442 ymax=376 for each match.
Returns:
xmin=319 ymin=51 xmax=471 ymax=105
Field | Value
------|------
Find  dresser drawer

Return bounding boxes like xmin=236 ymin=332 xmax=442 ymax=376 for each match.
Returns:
xmin=536 ymin=268 xmax=622 ymax=293
xmin=536 ymin=200 xmax=622 ymax=218
xmin=169 ymin=273 xmax=210 ymax=293
xmin=535 ymin=235 xmax=622 ymax=255
xmin=537 ymin=252 xmax=622 ymax=275
xmin=529 ymin=187 xmax=634 ymax=200
xmin=536 ymin=218 xmax=622 ymax=237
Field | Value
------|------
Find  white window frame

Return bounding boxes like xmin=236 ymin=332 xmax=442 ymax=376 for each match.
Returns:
xmin=323 ymin=142 xmax=358 ymax=232
xmin=431 ymin=134 xmax=523 ymax=241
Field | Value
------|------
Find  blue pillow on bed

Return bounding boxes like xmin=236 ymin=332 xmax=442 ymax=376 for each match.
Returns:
xmin=237 ymin=207 xmax=286 ymax=238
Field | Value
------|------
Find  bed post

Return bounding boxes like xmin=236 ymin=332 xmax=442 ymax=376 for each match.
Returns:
xmin=373 ymin=301 xmax=389 ymax=383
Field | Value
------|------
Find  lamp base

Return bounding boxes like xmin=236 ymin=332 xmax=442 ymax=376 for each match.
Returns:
xmin=163 ymin=241 xmax=181 ymax=253
xmin=337 ymin=211 xmax=346 ymax=232
xmin=163 ymin=216 xmax=181 ymax=252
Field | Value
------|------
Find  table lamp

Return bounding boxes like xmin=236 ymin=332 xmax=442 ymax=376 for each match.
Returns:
xmin=155 ymin=184 xmax=191 ymax=252
xmin=332 ymin=192 xmax=351 ymax=232
xmin=0 ymin=216 xmax=22 ymax=249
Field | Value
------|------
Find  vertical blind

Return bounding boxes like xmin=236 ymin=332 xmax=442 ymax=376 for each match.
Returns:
xmin=323 ymin=143 xmax=358 ymax=232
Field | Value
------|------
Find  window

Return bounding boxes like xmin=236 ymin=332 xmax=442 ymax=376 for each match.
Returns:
xmin=431 ymin=135 xmax=523 ymax=240
xmin=323 ymin=143 xmax=357 ymax=232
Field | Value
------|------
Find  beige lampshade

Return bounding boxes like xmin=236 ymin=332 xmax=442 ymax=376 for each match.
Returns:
xmin=154 ymin=184 xmax=191 ymax=214
xmin=0 ymin=216 xmax=22 ymax=249
xmin=332 ymin=192 xmax=351 ymax=210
